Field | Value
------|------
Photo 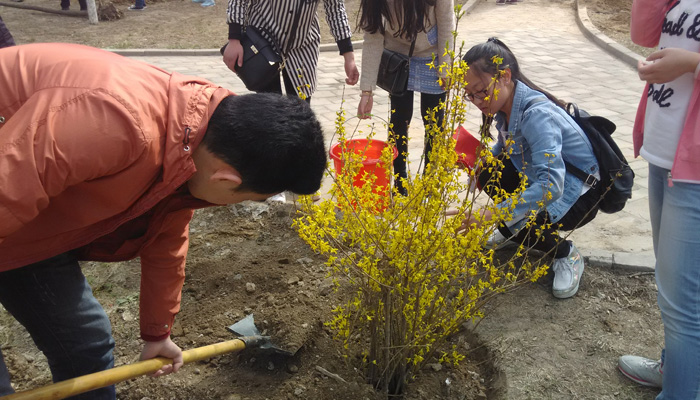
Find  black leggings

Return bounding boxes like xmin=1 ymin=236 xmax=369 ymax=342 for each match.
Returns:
xmin=256 ymin=68 xmax=312 ymax=104
xmin=389 ymin=91 xmax=446 ymax=184
xmin=478 ymin=157 xmax=602 ymax=259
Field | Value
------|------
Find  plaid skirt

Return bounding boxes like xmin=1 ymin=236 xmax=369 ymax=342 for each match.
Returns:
xmin=407 ymin=56 xmax=444 ymax=95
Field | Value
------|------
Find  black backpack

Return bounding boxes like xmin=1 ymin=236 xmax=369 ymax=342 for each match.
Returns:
xmin=526 ymin=98 xmax=635 ymax=214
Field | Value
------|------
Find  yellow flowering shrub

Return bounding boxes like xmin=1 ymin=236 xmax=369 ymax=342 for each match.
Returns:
xmin=293 ymin=6 xmax=549 ymax=396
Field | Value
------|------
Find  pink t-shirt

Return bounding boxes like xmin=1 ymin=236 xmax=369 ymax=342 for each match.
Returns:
xmin=642 ymin=0 xmax=700 ymax=169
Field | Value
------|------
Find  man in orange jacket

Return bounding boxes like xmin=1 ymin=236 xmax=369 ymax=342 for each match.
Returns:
xmin=0 ymin=43 xmax=326 ymax=398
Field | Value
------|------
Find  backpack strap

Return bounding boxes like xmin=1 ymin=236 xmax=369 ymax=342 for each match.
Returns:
xmin=523 ymin=97 xmax=600 ymax=188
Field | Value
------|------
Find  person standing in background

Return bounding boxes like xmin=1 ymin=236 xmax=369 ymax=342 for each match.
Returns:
xmin=618 ymin=0 xmax=700 ymax=398
xmin=60 ymin=0 xmax=86 ymax=11
xmin=0 ymin=16 xmax=14 ymax=48
xmin=223 ymin=0 xmax=359 ymax=103
xmin=356 ymin=0 xmax=455 ymax=195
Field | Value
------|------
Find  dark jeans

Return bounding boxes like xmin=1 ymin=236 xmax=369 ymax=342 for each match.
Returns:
xmin=256 ymin=68 xmax=312 ymax=104
xmin=389 ymin=90 xmax=446 ymax=193
xmin=60 ymin=0 xmax=87 ymax=10
xmin=478 ymin=156 xmax=601 ymax=259
xmin=0 ymin=16 xmax=15 ymax=48
xmin=0 ymin=253 xmax=116 ymax=399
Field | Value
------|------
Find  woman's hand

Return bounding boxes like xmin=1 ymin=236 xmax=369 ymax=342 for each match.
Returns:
xmin=140 ymin=336 xmax=183 ymax=377
xmin=223 ymin=39 xmax=244 ymax=73
xmin=343 ymin=52 xmax=359 ymax=86
xmin=447 ymin=208 xmax=493 ymax=234
xmin=638 ymin=48 xmax=700 ymax=84
xmin=357 ymin=93 xmax=373 ymax=119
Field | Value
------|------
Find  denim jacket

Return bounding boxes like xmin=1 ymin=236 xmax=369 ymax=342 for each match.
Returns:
xmin=492 ymin=81 xmax=599 ymax=224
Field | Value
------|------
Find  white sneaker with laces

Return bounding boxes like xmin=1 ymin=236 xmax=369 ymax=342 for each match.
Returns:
xmin=618 ymin=355 xmax=663 ymax=388
xmin=551 ymin=243 xmax=584 ymax=298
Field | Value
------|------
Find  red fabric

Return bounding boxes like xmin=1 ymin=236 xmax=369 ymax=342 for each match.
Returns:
xmin=0 ymin=43 xmax=232 ymax=339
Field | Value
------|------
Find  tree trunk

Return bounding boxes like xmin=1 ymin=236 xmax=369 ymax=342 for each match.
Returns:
xmin=86 ymin=0 xmax=98 ymax=24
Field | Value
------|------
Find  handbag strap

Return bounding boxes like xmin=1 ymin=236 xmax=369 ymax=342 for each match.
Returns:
xmin=407 ymin=37 xmax=416 ymax=58
xmin=244 ymin=0 xmax=304 ymax=59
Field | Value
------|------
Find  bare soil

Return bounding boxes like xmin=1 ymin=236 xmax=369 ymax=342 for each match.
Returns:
xmin=0 ymin=0 xmax=363 ymax=49
xmin=0 ymin=1 xmax=666 ymax=400
xmin=585 ymin=0 xmax=654 ymax=58
xmin=0 ymin=201 xmax=664 ymax=400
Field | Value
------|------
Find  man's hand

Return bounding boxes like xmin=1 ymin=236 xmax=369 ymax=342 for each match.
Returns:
xmin=343 ymin=52 xmax=359 ymax=85
xmin=638 ymin=48 xmax=700 ymax=84
xmin=357 ymin=94 xmax=373 ymax=119
xmin=223 ymin=39 xmax=244 ymax=73
xmin=446 ymin=208 xmax=493 ymax=234
xmin=140 ymin=336 xmax=183 ymax=377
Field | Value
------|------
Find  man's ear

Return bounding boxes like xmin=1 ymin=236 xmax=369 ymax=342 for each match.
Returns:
xmin=210 ymin=166 xmax=243 ymax=187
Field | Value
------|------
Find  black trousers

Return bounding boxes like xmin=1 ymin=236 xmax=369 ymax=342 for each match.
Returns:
xmin=60 ymin=0 xmax=87 ymax=10
xmin=0 ymin=16 xmax=15 ymax=48
xmin=389 ymin=90 xmax=446 ymax=192
xmin=478 ymin=156 xmax=602 ymax=258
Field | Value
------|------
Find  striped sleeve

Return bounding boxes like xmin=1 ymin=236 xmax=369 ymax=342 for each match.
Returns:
xmin=322 ymin=0 xmax=352 ymax=41
xmin=226 ymin=0 xmax=246 ymax=25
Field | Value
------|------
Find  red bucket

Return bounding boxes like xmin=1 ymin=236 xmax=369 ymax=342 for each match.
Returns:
xmin=453 ymin=125 xmax=480 ymax=170
xmin=329 ymin=139 xmax=398 ymax=209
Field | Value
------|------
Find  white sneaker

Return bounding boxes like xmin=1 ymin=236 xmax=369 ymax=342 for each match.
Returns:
xmin=268 ymin=192 xmax=286 ymax=203
xmin=552 ymin=243 xmax=584 ymax=299
xmin=484 ymin=229 xmax=507 ymax=249
xmin=618 ymin=355 xmax=662 ymax=388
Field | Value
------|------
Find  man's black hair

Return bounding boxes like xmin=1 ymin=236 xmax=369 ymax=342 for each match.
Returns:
xmin=201 ymin=93 xmax=327 ymax=195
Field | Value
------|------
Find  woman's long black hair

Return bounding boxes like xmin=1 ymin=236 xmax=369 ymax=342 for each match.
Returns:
xmin=357 ymin=0 xmax=437 ymax=40
xmin=463 ymin=37 xmax=567 ymax=109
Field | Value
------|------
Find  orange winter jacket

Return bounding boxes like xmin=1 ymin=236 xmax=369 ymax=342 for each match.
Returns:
xmin=0 ymin=43 xmax=232 ymax=340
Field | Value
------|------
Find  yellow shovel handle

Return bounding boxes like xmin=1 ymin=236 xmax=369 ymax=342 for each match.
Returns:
xmin=1 ymin=338 xmax=250 ymax=400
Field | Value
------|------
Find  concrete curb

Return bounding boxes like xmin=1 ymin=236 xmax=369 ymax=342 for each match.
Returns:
xmin=574 ymin=0 xmax=644 ymax=69
xmin=581 ymin=249 xmax=655 ymax=272
xmin=463 ymin=0 xmax=482 ymax=15
xmin=106 ymin=41 xmax=365 ymax=57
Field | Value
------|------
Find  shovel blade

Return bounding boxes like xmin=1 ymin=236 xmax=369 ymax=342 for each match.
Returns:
xmin=227 ymin=314 xmax=294 ymax=356
xmin=228 ymin=314 xmax=261 ymax=337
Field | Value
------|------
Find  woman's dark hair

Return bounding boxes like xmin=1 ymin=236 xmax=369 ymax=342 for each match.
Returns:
xmin=463 ymin=37 xmax=567 ymax=109
xmin=358 ymin=0 xmax=437 ymax=39
xmin=201 ymin=93 xmax=326 ymax=195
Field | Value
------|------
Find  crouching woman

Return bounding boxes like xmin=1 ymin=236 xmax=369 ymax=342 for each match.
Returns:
xmin=458 ymin=38 xmax=603 ymax=299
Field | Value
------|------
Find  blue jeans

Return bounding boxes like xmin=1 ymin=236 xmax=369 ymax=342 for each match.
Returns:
xmin=648 ymin=163 xmax=700 ymax=400
xmin=0 ymin=253 xmax=116 ymax=399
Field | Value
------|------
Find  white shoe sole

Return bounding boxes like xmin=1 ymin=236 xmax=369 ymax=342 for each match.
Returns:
xmin=618 ymin=365 xmax=662 ymax=388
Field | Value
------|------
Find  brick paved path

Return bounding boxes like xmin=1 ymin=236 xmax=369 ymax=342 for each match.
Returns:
xmin=129 ymin=0 xmax=654 ymax=269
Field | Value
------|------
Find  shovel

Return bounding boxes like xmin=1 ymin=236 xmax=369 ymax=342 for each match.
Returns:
xmin=0 ymin=315 xmax=277 ymax=400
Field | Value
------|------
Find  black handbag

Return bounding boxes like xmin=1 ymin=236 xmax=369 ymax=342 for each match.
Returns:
xmin=220 ymin=27 xmax=281 ymax=92
xmin=376 ymin=39 xmax=416 ymax=97
xmin=222 ymin=0 xmax=303 ymax=92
